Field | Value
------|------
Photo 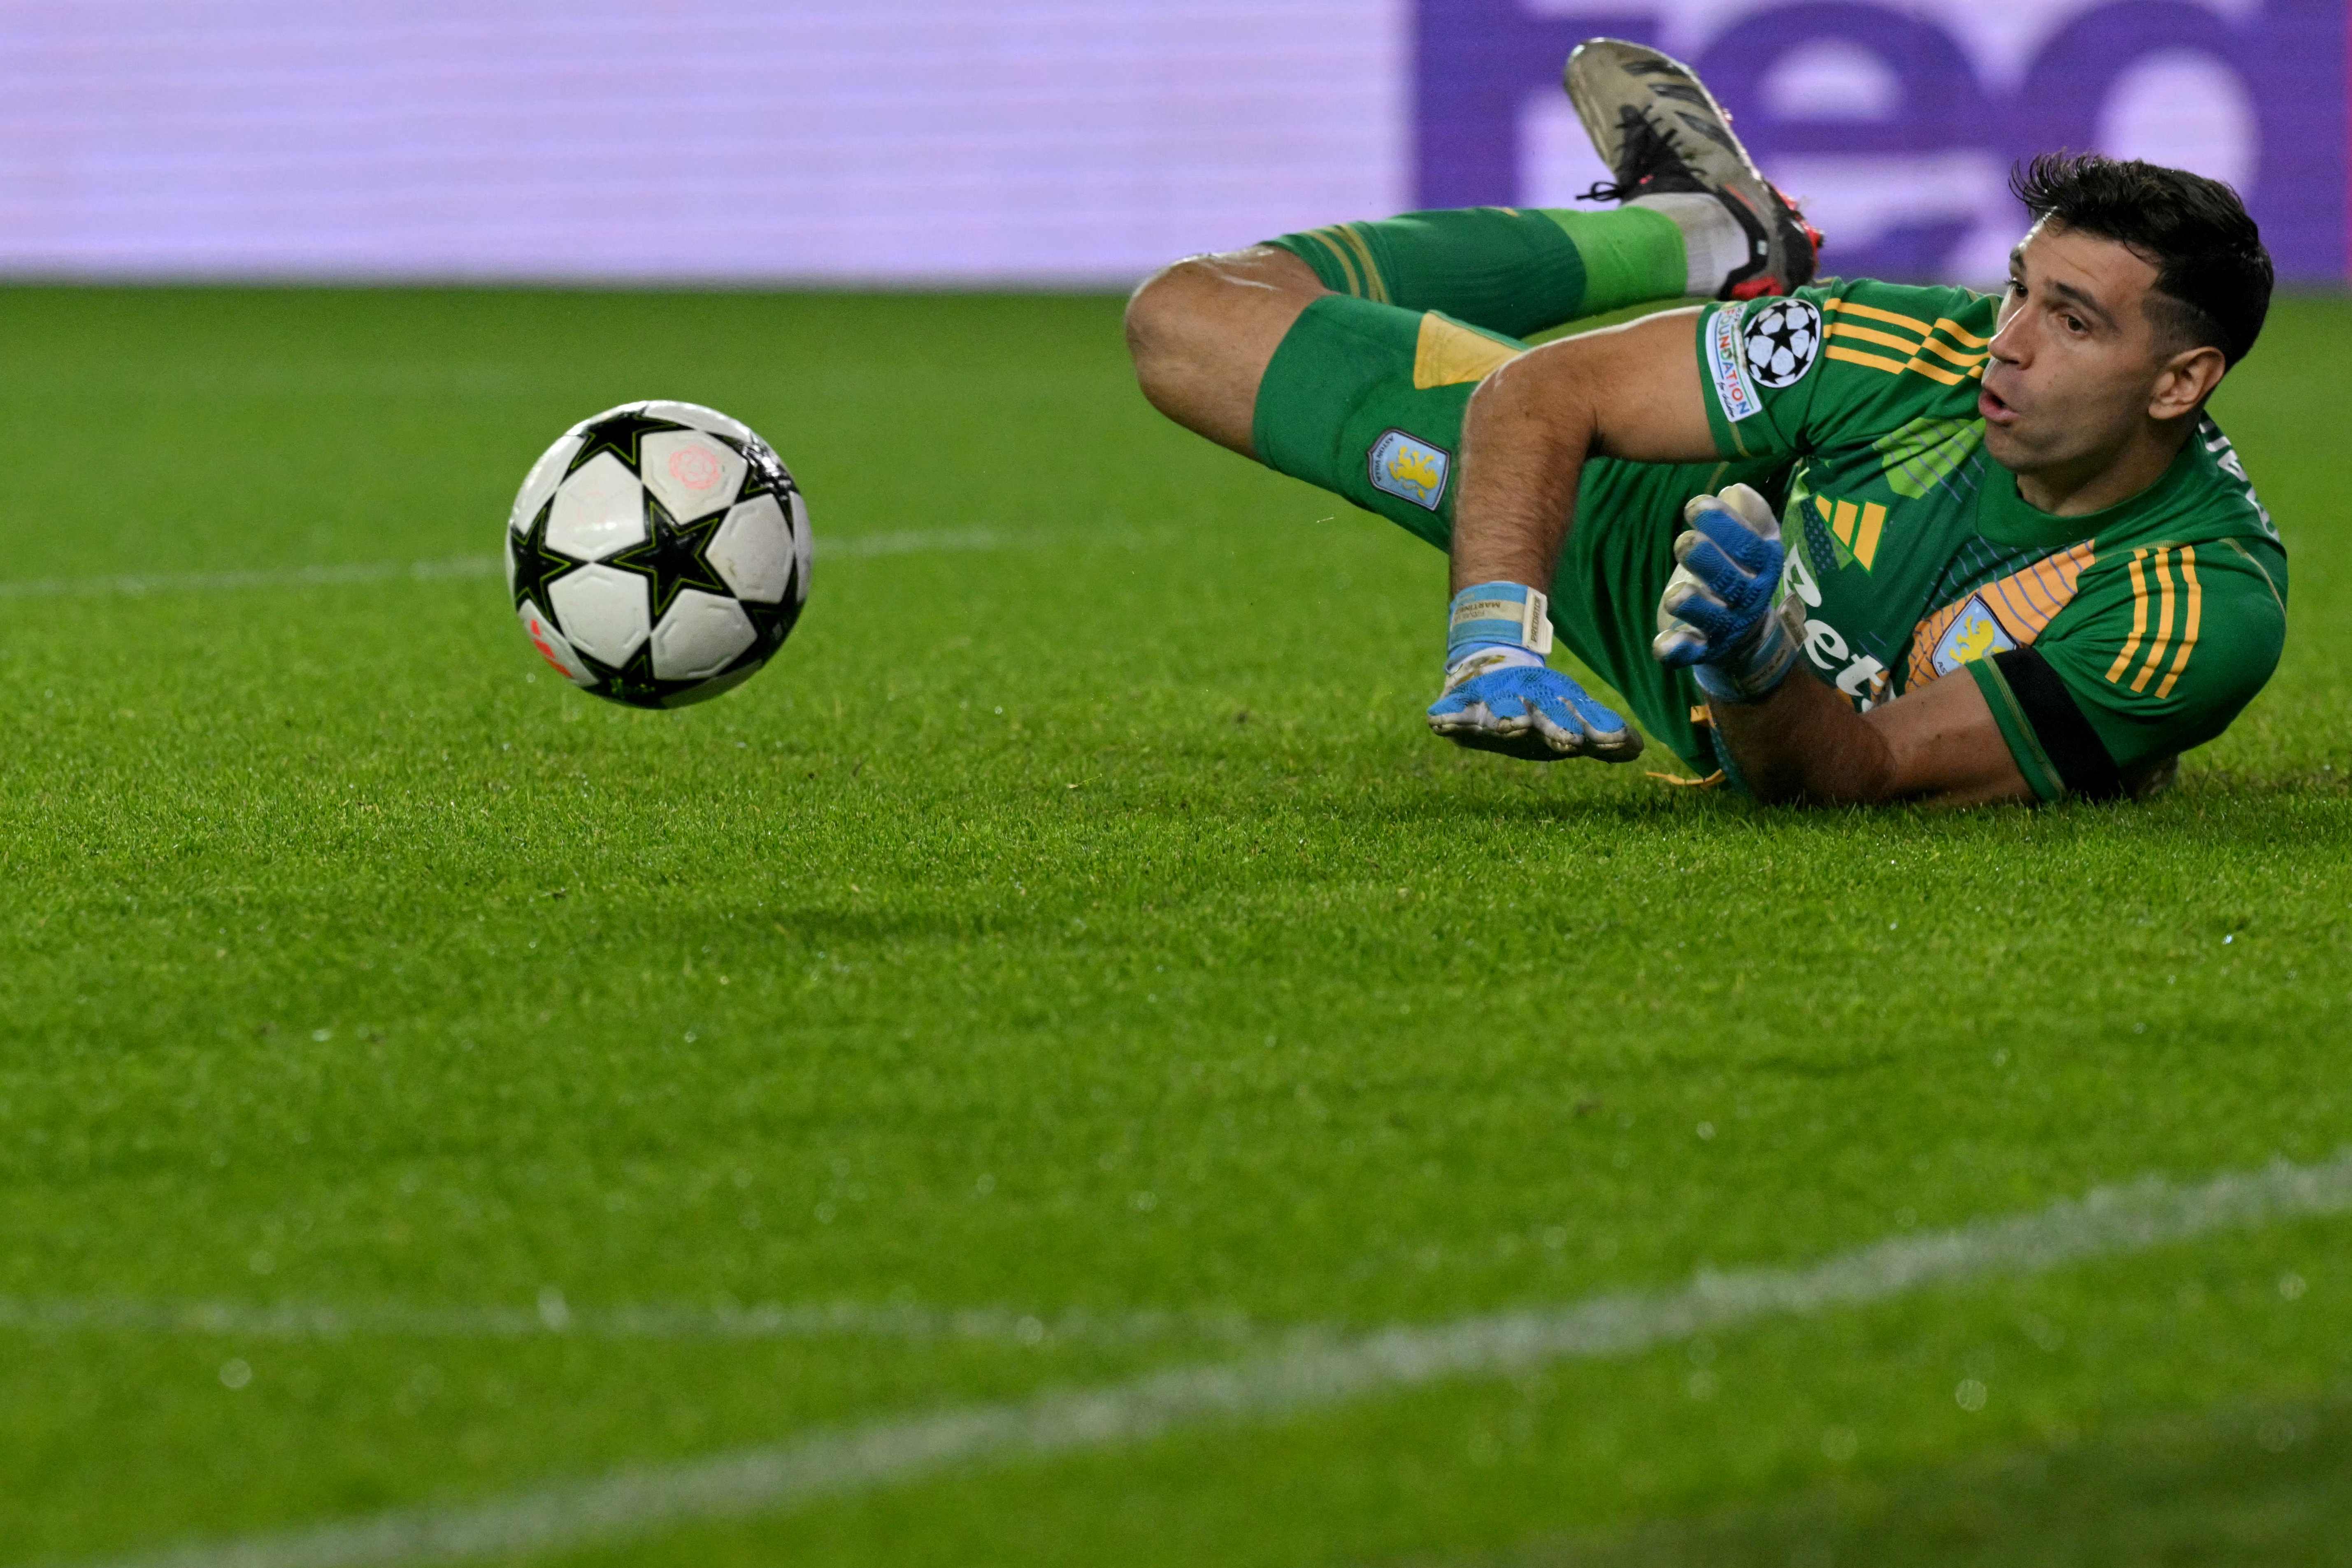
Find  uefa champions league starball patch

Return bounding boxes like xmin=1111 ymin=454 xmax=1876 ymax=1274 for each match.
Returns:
xmin=1741 ymin=299 xmax=1822 ymax=389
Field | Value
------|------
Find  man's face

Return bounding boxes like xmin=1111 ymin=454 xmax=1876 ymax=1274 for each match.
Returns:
xmin=1978 ymin=219 xmax=2174 ymax=478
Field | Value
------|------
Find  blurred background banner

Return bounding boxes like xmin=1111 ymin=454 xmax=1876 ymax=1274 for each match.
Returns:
xmin=1422 ymin=0 xmax=2346 ymax=286
xmin=0 ymin=0 xmax=2336 ymax=286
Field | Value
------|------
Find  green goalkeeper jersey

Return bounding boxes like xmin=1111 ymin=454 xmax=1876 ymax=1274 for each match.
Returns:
xmin=1693 ymin=279 xmax=2287 ymax=799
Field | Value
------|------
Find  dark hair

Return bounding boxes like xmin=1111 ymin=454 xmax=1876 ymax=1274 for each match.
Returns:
xmin=2009 ymin=152 xmax=2273 ymax=369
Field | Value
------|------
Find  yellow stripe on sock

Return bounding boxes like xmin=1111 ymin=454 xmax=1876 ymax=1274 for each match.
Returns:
xmin=1330 ymin=224 xmax=1388 ymax=304
xmin=1306 ymin=228 xmax=1367 ymax=298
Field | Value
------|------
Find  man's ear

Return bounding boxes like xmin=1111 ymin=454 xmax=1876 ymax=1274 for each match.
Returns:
xmin=2150 ymin=344 xmax=2226 ymax=421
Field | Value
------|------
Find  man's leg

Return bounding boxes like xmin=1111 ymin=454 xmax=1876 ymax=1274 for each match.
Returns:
xmin=1124 ymin=199 xmax=1742 ymax=461
xmin=1129 ymin=32 xmax=1824 ymax=466
xmin=1123 ymin=245 xmax=1323 ymax=461
xmin=1124 ymin=39 xmax=1819 ymax=766
xmin=1264 ymin=202 xmax=1731 ymax=338
xmin=1131 ymin=251 xmax=1785 ymax=768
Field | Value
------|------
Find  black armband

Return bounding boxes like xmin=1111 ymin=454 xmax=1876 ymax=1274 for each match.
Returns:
xmin=1988 ymin=646 xmax=2124 ymax=801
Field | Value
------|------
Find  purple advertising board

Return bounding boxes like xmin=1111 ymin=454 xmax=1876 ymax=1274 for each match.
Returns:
xmin=1416 ymin=0 xmax=2346 ymax=281
xmin=0 ymin=2 xmax=2337 ymax=283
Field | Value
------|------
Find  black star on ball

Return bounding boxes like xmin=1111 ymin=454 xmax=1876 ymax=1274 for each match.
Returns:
xmin=567 ymin=409 xmax=690 ymax=476
xmin=600 ymin=641 xmax=670 ymax=709
xmin=726 ymin=434 xmax=791 ymax=498
xmin=508 ymin=501 xmax=579 ymax=611
xmin=607 ymin=495 xmax=732 ymax=621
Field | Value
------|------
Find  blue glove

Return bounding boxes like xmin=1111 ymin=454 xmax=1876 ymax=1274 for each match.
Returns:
xmin=1650 ymin=484 xmax=1803 ymax=704
xmin=1426 ymin=581 xmax=1643 ymax=762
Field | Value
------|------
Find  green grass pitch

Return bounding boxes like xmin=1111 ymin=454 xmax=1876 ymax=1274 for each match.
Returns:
xmin=4 ymin=283 xmax=2350 ymax=1566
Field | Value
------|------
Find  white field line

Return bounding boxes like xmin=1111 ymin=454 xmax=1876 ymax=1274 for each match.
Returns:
xmin=0 ymin=1291 xmax=1255 ymax=1350
xmin=0 ymin=530 xmax=1019 ymax=601
xmin=0 ymin=556 xmax=499 ymax=599
xmin=72 ymin=1151 xmax=2352 ymax=1568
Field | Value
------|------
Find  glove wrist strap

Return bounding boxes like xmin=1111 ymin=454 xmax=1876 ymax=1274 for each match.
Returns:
xmin=1446 ymin=581 xmax=1553 ymax=664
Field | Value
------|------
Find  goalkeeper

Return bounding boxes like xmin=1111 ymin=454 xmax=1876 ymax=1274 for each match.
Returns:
xmin=1123 ymin=39 xmax=2285 ymax=804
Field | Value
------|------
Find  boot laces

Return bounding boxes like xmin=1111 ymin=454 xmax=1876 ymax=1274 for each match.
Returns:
xmin=1579 ymin=107 xmax=1692 ymax=202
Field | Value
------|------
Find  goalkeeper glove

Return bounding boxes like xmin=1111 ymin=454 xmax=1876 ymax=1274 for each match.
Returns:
xmin=1426 ymin=581 xmax=1643 ymax=762
xmin=1650 ymin=484 xmax=1804 ymax=704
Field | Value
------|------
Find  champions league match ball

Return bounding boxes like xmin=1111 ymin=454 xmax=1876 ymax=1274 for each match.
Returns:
xmin=507 ymin=401 xmax=811 ymax=709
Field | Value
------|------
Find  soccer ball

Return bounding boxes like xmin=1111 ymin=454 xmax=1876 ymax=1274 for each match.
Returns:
xmin=1741 ymin=299 xmax=1820 ymax=389
xmin=507 ymin=401 xmax=811 ymax=709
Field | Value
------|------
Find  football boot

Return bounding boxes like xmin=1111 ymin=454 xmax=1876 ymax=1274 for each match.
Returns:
xmin=1562 ymin=37 xmax=1822 ymax=300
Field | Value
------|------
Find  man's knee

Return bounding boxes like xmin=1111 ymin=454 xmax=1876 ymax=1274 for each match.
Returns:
xmin=1127 ymin=252 xmax=1287 ymax=380
xmin=1124 ymin=247 xmax=1325 ymax=454
xmin=1123 ymin=256 xmax=1212 ymax=393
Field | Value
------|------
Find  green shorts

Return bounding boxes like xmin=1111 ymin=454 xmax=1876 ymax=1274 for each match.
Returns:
xmin=1252 ymin=293 xmax=1791 ymax=773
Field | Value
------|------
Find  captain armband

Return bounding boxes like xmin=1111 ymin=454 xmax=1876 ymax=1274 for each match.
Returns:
xmin=1985 ymin=647 xmax=2125 ymax=801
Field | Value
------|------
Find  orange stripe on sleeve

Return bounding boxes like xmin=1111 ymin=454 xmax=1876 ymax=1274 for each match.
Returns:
xmin=2107 ymin=549 xmax=2150 ymax=682
xmin=2156 ymin=546 xmax=2202 ymax=699
xmin=1899 ymin=355 xmax=1966 ymax=386
xmin=1824 ymin=344 xmax=1907 ymax=374
xmin=1915 ymin=335 xmax=1989 ymax=367
xmin=2132 ymin=546 xmax=2176 ymax=694
xmin=1825 ymin=298 xmax=1932 ymax=335
xmin=1933 ymin=316 xmax=1989 ymax=348
xmin=1827 ymin=321 xmax=1923 ymax=354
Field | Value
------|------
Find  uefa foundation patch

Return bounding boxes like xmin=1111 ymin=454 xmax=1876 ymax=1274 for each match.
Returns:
xmin=1707 ymin=307 xmax=1762 ymax=423
xmin=1369 ymin=429 xmax=1450 ymax=511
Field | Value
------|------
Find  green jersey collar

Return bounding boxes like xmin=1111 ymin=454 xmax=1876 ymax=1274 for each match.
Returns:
xmin=1976 ymin=430 xmax=2200 ymax=549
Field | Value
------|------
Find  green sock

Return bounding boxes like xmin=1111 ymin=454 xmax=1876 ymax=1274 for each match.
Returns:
xmin=1269 ymin=205 xmax=1688 ymax=339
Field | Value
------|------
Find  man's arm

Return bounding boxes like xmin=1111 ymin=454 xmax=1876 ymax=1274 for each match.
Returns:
xmin=1448 ymin=308 xmax=1719 ymax=592
xmin=1437 ymin=305 xmax=2037 ymax=804
xmin=1710 ymin=672 xmax=2034 ymax=806
xmin=1654 ymin=487 xmax=2035 ymax=806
